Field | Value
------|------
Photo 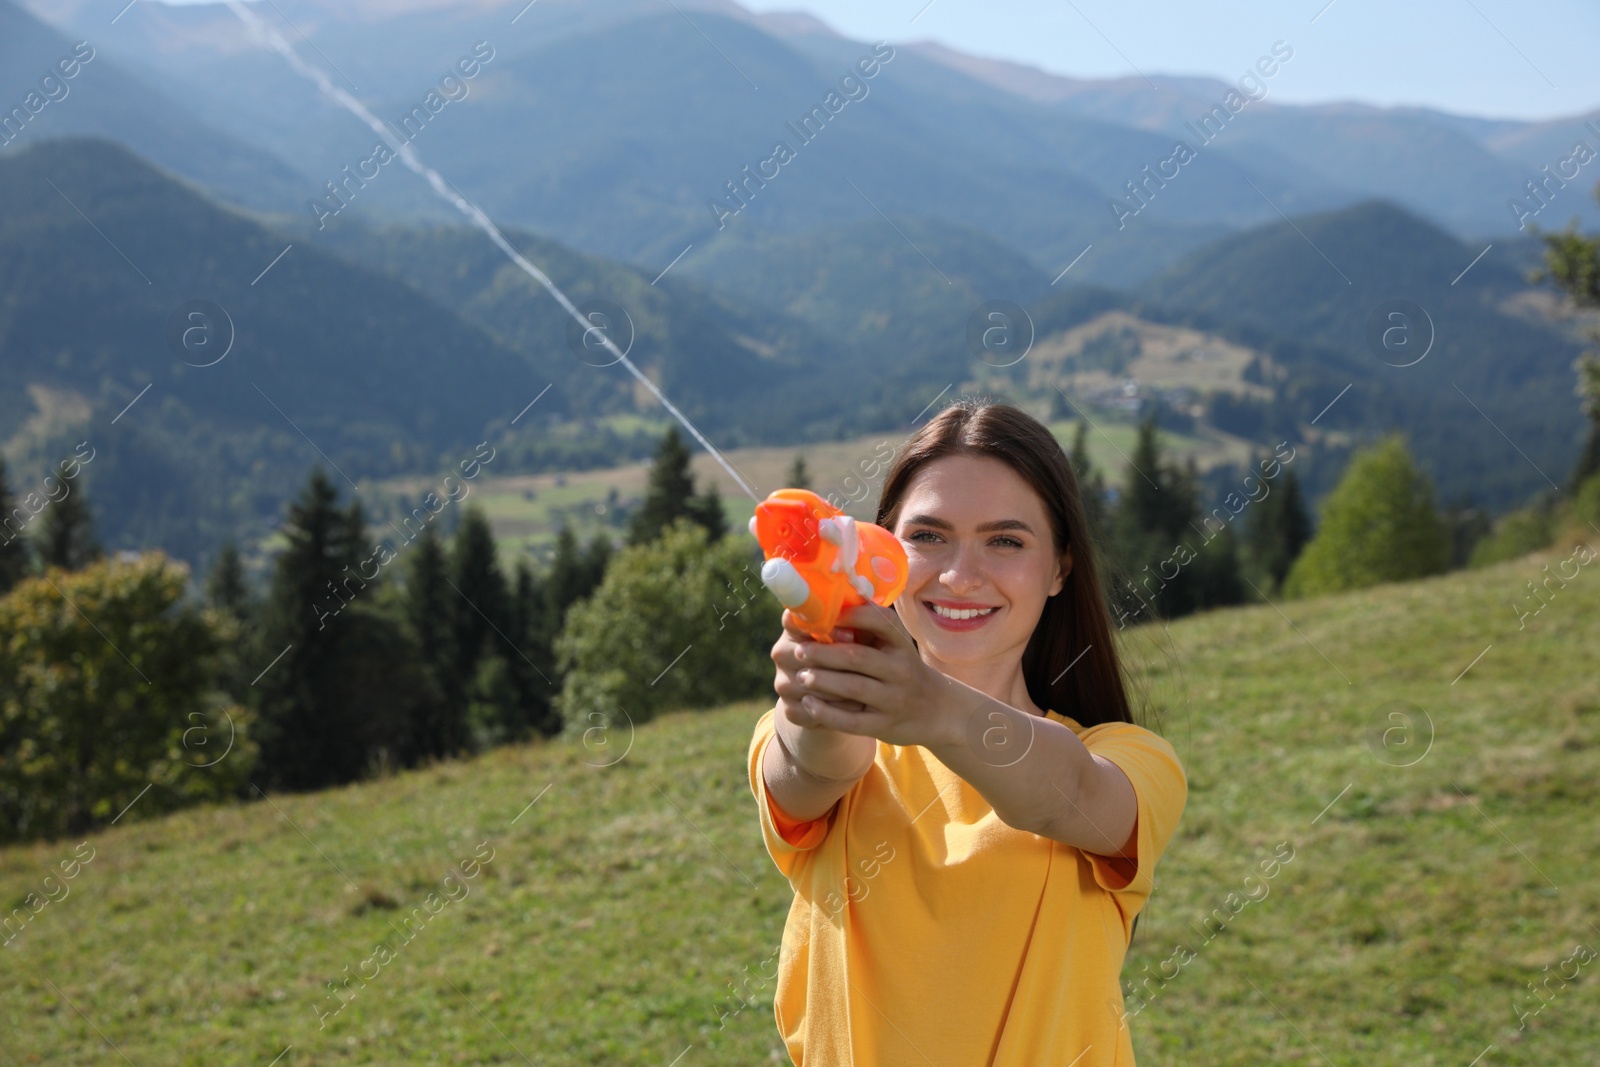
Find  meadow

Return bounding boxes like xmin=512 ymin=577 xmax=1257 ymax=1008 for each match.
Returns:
xmin=1 ymin=530 xmax=1595 ymax=1065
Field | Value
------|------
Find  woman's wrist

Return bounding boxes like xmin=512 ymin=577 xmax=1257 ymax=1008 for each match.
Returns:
xmin=777 ymin=704 xmax=876 ymax=782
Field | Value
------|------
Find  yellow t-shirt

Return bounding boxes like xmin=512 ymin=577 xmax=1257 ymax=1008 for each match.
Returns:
xmin=746 ymin=705 xmax=1187 ymax=1066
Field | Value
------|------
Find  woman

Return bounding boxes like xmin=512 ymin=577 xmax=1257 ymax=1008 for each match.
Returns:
xmin=747 ymin=399 xmax=1187 ymax=1065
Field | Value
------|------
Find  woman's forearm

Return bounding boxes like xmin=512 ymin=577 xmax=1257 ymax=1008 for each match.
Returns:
xmin=764 ymin=703 xmax=876 ymax=822
xmin=925 ymin=688 xmax=1136 ymax=856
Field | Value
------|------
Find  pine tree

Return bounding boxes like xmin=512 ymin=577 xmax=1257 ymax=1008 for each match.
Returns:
xmin=205 ymin=541 xmax=253 ymax=620
xmin=1246 ymin=466 xmax=1312 ymax=592
xmin=546 ymin=527 xmax=587 ymax=626
xmin=1441 ymin=493 xmax=1493 ymax=569
xmin=1164 ymin=458 xmax=1236 ymax=615
xmin=1120 ymin=415 xmax=1169 ymax=543
xmin=688 ymin=481 xmax=728 ymax=543
xmin=402 ymin=523 xmax=460 ymax=762
xmin=0 ymin=458 xmax=31 ymax=595
xmin=787 ymin=454 xmax=812 ymax=491
xmin=629 ymin=428 xmax=697 ymax=545
xmin=502 ymin=558 xmax=558 ymax=739
xmin=1108 ymin=421 xmax=1240 ymax=619
xmin=1068 ymin=421 xmax=1108 ymax=546
xmin=628 ymin=428 xmax=726 ymax=545
xmin=253 ymin=468 xmax=412 ymax=790
xmin=449 ymin=505 xmax=512 ymax=751
xmin=37 ymin=478 xmax=101 ymax=571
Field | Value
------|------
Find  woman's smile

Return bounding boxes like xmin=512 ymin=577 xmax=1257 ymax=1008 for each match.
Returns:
xmin=924 ymin=598 xmax=1002 ymax=630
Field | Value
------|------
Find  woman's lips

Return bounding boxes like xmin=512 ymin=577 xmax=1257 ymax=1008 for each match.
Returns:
xmin=923 ymin=600 xmax=1000 ymax=631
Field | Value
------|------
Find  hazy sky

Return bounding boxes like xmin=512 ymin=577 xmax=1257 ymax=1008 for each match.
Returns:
xmin=738 ymin=0 xmax=1599 ymax=121
xmin=151 ymin=0 xmax=1600 ymax=121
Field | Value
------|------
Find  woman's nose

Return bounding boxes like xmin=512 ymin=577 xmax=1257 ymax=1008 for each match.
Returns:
xmin=939 ymin=546 xmax=983 ymax=595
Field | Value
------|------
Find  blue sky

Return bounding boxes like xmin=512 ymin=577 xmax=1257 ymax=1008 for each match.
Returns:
xmin=738 ymin=0 xmax=1599 ymax=121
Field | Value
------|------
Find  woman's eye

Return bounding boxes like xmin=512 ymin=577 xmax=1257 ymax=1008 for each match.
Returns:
xmin=991 ymin=536 xmax=1024 ymax=548
xmin=907 ymin=530 xmax=942 ymax=544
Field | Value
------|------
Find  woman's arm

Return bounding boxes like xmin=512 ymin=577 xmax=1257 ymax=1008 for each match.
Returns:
xmin=763 ymin=611 xmax=877 ymax=823
xmin=763 ymin=701 xmax=875 ymax=822
xmin=923 ymin=695 xmax=1137 ymax=857
xmin=789 ymin=605 xmax=1138 ymax=856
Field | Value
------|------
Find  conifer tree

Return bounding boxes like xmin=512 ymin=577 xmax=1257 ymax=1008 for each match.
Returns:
xmin=1246 ymin=465 xmax=1312 ymax=593
xmin=502 ymin=558 xmax=558 ymax=739
xmin=628 ymin=428 xmax=726 ymax=545
xmin=37 ymin=477 xmax=101 ymax=571
xmin=1068 ymin=421 xmax=1108 ymax=546
xmin=205 ymin=540 xmax=253 ymax=621
xmin=546 ymin=526 xmax=612 ymax=627
xmin=253 ymin=469 xmax=418 ymax=789
xmin=688 ymin=481 xmax=728 ymax=543
xmin=1119 ymin=414 xmax=1169 ymax=543
xmin=0 ymin=458 xmax=30 ymax=596
xmin=629 ymin=428 xmax=697 ymax=545
xmin=1109 ymin=418 xmax=1241 ymax=619
xmin=402 ymin=523 xmax=460 ymax=761
xmin=449 ymin=505 xmax=513 ymax=750
xmin=787 ymin=454 xmax=812 ymax=491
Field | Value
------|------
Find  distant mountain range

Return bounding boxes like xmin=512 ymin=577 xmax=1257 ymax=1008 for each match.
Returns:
xmin=13 ymin=0 xmax=1600 ymax=285
xmin=2 ymin=0 xmax=1597 ymax=568
xmin=0 ymin=0 xmax=309 ymax=211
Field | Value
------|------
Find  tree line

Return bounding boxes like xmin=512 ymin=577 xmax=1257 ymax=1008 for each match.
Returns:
xmin=4 ymin=211 xmax=1598 ymax=844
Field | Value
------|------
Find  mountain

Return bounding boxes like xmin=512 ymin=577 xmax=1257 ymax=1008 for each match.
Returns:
xmin=18 ymin=0 xmax=1600 ymax=285
xmin=0 ymin=0 xmax=308 ymax=212
xmin=0 ymin=137 xmax=904 ymax=564
xmin=308 ymin=218 xmax=879 ymax=445
xmin=905 ymin=41 xmax=1600 ymax=241
xmin=0 ymin=137 xmax=549 ymax=561
xmin=679 ymin=215 xmax=1052 ymax=358
xmin=1134 ymin=199 xmax=1590 ymax=511
xmin=11 ymin=0 xmax=1340 ymax=286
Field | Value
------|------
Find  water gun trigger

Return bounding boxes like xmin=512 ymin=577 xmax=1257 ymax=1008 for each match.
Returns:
xmin=749 ymin=489 xmax=909 ymax=641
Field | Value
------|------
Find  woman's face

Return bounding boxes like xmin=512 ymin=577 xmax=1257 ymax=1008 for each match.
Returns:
xmin=890 ymin=453 xmax=1068 ymax=672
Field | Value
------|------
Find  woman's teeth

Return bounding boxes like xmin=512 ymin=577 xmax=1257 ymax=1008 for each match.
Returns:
xmin=930 ymin=604 xmax=996 ymax=620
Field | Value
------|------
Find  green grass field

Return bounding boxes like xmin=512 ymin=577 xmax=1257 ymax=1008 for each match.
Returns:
xmin=3 ymin=531 xmax=1596 ymax=1065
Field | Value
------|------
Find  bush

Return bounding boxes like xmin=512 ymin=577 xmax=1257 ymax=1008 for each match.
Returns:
xmin=1575 ymin=473 xmax=1600 ymax=530
xmin=0 ymin=554 xmax=255 ymax=844
xmin=1468 ymin=507 xmax=1555 ymax=568
xmin=556 ymin=521 xmax=780 ymax=732
xmin=1284 ymin=436 xmax=1449 ymax=597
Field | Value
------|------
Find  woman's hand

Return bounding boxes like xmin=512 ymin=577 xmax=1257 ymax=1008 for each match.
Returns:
xmin=789 ymin=602 xmax=966 ymax=749
xmin=772 ymin=609 xmax=866 ymax=728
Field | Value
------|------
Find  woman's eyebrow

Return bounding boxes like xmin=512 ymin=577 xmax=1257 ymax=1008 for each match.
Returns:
xmin=903 ymin=514 xmax=1034 ymax=534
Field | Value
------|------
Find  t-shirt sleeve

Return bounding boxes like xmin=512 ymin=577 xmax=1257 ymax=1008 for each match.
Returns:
xmin=1076 ymin=722 xmax=1187 ymax=923
xmin=748 ymin=707 xmax=834 ymax=877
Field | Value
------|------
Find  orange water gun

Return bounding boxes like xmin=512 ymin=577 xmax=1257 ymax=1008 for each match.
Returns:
xmin=748 ymin=489 xmax=909 ymax=641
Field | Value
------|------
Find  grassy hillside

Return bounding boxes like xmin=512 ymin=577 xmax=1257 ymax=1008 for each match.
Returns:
xmin=3 ymin=528 xmax=1596 ymax=1064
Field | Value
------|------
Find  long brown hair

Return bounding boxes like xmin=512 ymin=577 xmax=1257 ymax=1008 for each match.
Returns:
xmin=875 ymin=398 xmax=1138 ymax=729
